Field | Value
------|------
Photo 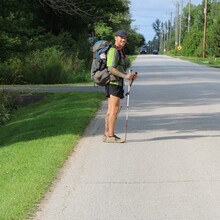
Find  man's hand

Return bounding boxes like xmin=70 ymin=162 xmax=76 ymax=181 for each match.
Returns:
xmin=126 ymin=72 xmax=138 ymax=81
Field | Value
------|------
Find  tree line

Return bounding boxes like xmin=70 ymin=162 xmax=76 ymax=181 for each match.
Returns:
xmin=0 ymin=0 xmax=145 ymax=84
xmin=149 ymin=0 xmax=220 ymax=57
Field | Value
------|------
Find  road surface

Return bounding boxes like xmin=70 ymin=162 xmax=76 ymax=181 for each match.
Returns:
xmin=33 ymin=55 xmax=220 ymax=220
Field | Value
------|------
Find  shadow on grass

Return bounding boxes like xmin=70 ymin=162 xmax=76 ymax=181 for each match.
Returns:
xmin=0 ymin=92 xmax=105 ymax=148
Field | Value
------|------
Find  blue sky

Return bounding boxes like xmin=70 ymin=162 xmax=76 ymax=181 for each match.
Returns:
xmin=130 ymin=0 xmax=203 ymax=42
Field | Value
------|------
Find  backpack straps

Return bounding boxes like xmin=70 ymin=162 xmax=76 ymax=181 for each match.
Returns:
xmin=111 ymin=44 xmax=126 ymax=68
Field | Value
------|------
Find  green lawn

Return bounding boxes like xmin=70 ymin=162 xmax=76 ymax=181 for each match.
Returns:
xmin=175 ymin=56 xmax=220 ymax=68
xmin=0 ymin=92 xmax=105 ymax=219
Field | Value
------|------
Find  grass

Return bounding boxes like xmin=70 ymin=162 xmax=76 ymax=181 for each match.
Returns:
xmin=172 ymin=55 xmax=220 ymax=68
xmin=128 ymin=55 xmax=137 ymax=63
xmin=0 ymin=91 xmax=105 ymax=219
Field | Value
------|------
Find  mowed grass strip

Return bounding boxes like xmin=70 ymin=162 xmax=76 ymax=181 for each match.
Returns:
xmin=0 ymin=92 xmax=105 ymax=220
xmin=176 ymin=56 xmax=220 ymax=68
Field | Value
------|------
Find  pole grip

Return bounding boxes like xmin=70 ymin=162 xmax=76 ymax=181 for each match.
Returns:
xmin=130 ymin=71 xmax=138 ymax=87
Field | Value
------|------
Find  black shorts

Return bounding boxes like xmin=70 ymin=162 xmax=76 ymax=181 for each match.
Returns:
xmin=105 ymin=83 xmax=124 ymax=99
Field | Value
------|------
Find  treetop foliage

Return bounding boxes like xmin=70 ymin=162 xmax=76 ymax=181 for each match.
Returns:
xmin=0 ymin=0 xmax=145 ymax=85
xmin=150 ymin=0 xmax=220 ymax=57
xmin=0 ymin=0 xmax=144 ymax=62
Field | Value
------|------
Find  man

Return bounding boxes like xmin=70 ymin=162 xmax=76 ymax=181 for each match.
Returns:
xmin=103 ymin=30 xmax=137 ymax=143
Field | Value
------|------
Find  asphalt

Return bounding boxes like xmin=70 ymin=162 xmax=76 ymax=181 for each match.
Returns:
xmin=32 ymin=55 xmax=220 ymax=220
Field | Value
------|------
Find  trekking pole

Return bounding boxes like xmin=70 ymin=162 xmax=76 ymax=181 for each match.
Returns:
xmin=122 ymin=69 xmax=138 ymax=143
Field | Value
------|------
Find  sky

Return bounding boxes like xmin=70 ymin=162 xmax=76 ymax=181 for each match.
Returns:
xmin=130 ymin=0 xmax=203 ymax=42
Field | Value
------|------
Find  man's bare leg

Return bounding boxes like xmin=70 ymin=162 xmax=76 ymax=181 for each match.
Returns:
xmin=104 ymin=106 xmax=109 ymax=136
xmin=107 ymin=95 xmax=120 ymax=137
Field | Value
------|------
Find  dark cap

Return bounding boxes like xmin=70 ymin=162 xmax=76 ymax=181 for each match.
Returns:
xmin=115 ymin=30 xmax=127 ymax=37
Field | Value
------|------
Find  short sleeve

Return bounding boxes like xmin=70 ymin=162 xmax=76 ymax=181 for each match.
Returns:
xmin=107 ymin=47 xmax=119 ymax=68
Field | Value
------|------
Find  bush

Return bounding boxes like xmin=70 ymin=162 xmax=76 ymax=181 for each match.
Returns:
xmin=0 ymin=45 xmax=93 ymax=85
xmin=69 ymin=57 xmax=90 ymax=83
xmin=29 ymin=32 xmax=78 ymax=56
xmin=166 ymin=49 xmax=179 ymax=56
xmin=208 ymin=56 xmax=217 ymax=64
xmin=71 ymin=72 xmax=91 ymax=83
xmin=23 ymin=47 xmax=71 ymax=84
xmin=182 ymin=29 xmax=203 ymax=56
xmin=0 ymin=90 xmax=18 ymax=126
xmin=0 ymin=58 xmax=24 ymax=84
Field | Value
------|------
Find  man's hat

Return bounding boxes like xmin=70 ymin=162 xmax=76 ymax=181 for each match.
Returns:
xmin=115 ymin=30 xmax=127 ymax=37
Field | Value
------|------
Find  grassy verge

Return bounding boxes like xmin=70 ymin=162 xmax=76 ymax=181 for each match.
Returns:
xmin=170 ymin=55 xmax=220 ymax=68
xmin=0 ymin=92 xmax=105 ymax=219
xmin=128 ymin=55 xmax=138 ymax=63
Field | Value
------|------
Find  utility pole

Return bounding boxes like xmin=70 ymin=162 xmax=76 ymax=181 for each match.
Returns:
xmin=169 ymin=12 xmax=173 ymax=40
xmin=160 ymin=31 xmax=163 ymax=52
xmin=188 ymin=0 xmax=191 ymax=32
xmin=202 ymin=0 xmax=208 ymax=58
xmin=179 ymin=0 xmax=183 ymax=46
xmin=167 ymin=12 xmax=172 ymax=42
xmin=175 ymin=2 xmax=179 ymax=48
xmin=164 ymin=24 xmax=166 ymax=52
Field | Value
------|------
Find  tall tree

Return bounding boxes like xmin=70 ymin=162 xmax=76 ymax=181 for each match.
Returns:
xmin=152 ymin=19 xmax=162 ymax=39
xmin=152 ymin=19 xmax=162 ymax=50
xmin=207 ymin=0 xmax=220 ymax=56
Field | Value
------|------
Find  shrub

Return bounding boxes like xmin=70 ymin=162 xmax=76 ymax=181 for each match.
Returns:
xmin=70 ymin=58 xmax=91 ymax=83
xmin=23 ymin=47 xmax=70 ymax=84
xmin=182 ymin=29 xmax=203 ymax=56
xmin=0 ymin=90 xmax=18 ymax=126
xmin=29 ymin=32 xmax=78 ymax=56
xmin=0 ymin=107 xmax=11 ymax=126
xmin=208 ymin=56 xmax=217 ymax=64
xmin=0 ymin=44 xmax=93 ymax=85
xmin=0 ymin=58 xmax=24 ymax=84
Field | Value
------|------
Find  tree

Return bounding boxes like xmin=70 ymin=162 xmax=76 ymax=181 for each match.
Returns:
xmin=152 ymin=19 xmax=162 ymax=51
xmin=206 ymin=0 xmax=220 ymax=56
xmin=0 ymin=0 xmax=144 ymax=63
xmin=38 ymin=0 xmax=129 ymax=21
xmin=152 ymin=19 xmax=162 ymax=39
xmin=0 ymin=0 xmax=42 ymax=60
xmin=39 ymin=0 xmax=94 ymax=19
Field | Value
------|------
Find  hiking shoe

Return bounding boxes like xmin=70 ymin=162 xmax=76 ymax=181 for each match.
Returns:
xmin=106 ymin=135 xmax=123 ymax=143
xmin=102 ymin=135 xmax=107 ymax=142
xmin=102 ymin=134 xmax=121 ymax=142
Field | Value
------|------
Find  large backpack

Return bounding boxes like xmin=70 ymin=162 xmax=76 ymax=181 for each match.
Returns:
xmin=91 ymin=40 xmax=112 ymax=86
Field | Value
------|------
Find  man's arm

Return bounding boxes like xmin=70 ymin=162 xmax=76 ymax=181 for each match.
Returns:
xmin=107 ymin=48 xmax=137 ymax=80
xmin=108 ymin=67 xmax=137 ymax=80
xmin=108 ymin=67 xmax=128 ymax=79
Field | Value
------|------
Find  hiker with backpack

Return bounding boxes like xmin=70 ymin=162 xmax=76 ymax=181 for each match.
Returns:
xmin=102 ymin=30 xmax=137 ymax=143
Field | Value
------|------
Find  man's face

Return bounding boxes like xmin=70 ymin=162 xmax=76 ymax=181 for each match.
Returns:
xmin=115 ymin=36 xmax=127 ymax=48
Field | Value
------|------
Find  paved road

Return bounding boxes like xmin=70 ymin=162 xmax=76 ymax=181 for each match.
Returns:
xmin=34 ymin=55 xmax=220 ymax=220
